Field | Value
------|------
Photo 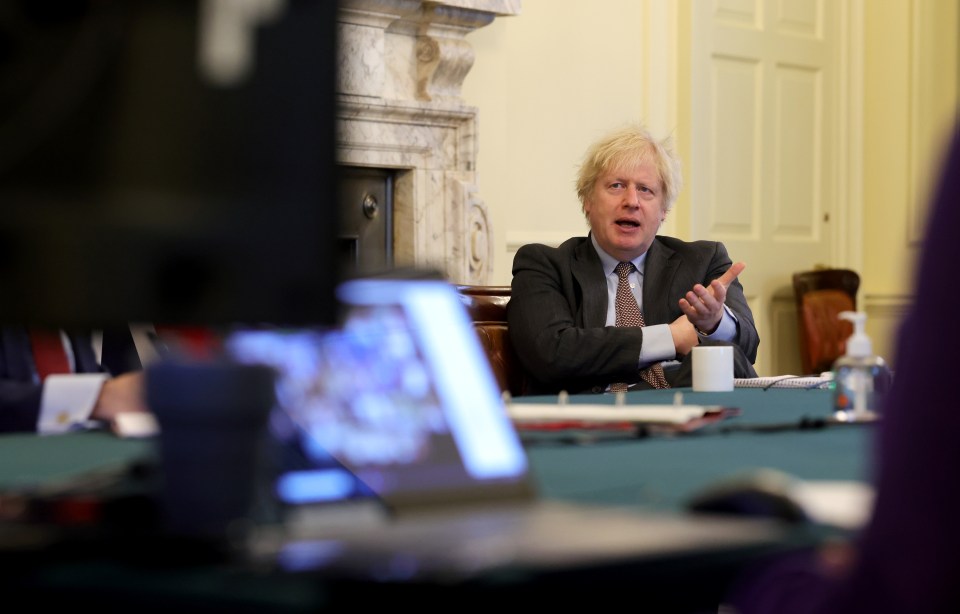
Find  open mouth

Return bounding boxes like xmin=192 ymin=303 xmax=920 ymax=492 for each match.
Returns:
xmin=615 ymin=219 xmax=640 ymax=228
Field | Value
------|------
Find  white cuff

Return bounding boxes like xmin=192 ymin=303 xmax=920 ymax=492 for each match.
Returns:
xmin=698 ymin=306 xmax=738 ymax=341
xmin=37 ymin=373 xmax=109 ymax=435
xmin=638 ymin=323 xmax=675 ymax=365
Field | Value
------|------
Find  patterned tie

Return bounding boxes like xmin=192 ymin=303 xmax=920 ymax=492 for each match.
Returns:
xmin=611 ymin=262 xmax=670 ymax=391
xmin=28 ymin=328 xmax=71 ymax=381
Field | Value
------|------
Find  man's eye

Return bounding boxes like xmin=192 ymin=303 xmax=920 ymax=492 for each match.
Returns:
xmin=638 ymin=186 xmax=656 ymax=197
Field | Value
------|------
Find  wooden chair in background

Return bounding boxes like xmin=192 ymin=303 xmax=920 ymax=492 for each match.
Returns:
xmin=456 ymin=285 xmax=528 ymax=397
xmin=792 ymin=268 xmax=861 ymax=375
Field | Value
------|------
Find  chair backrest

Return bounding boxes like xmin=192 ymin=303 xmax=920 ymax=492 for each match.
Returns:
xmin=792 ymin=269 xmax=860 ymax=374
xmin=455 ymin=285 xmax=528 ymax=397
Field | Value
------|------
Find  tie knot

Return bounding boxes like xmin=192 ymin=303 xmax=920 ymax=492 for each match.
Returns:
xmin=615 ymin=262 xmax=634 ymax=280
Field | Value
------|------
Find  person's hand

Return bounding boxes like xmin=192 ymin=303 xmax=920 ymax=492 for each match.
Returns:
xmin=669 ymin=314 xmax=700 ymax=356
xmin=90 ymin=372 xmax=149 ymax=422
xmin=678 ymin=262 xmax=746 ymax=334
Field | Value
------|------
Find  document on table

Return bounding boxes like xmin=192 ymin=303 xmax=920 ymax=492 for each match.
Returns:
xmin=506 ymin=402 xmax=741 ymax=434
xmin=735 ymin=374 xmax=832 ymax=389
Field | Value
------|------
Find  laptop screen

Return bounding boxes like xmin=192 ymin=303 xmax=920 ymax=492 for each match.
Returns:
xmin=225 ymin=277 xmax=532 ymax=514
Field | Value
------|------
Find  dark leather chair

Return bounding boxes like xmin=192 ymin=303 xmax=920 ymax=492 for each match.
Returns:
xmin=792 ymin=268 xmax=861 ymax=375
xmin=456 ymin=285 xmax=528 ymax=397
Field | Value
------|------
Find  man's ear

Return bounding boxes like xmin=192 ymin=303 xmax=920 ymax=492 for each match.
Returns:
xmin=581 ymin=200 xmax=593 ymax=223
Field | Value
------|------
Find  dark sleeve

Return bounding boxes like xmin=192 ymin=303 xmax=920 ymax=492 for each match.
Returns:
xmin=728 ymin=129 xmax=960 ymax=613
xmin=0 ymin=328 xmax=43 ymax=432
xmin=0 ymin=381 xmax=43 ymax=433
xmin=508 ymin=243 xmax=647 ymax=394
xmin=709 ymin=241 xmax=759 ymax=364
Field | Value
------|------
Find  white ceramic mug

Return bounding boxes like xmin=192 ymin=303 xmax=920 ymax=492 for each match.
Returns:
xmin=692 ymin=346 xmax=734 ymax=391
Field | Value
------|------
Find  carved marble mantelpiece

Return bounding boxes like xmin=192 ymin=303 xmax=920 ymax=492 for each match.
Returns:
xmin=337 ymin=0 xmax=520 ymax=284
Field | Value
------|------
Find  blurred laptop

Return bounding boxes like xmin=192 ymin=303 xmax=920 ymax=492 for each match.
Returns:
xmin=226 ymin=274 xmax=788 ymax=582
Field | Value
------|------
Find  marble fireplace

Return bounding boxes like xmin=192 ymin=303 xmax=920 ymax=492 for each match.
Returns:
xmin=337 ymin=0 xmax=520 ymax=285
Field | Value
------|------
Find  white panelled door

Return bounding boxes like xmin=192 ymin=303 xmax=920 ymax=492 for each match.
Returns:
xmin=690 ymin=0 xmax=843 ymax=376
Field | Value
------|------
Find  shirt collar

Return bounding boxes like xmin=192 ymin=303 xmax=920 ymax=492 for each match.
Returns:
xmin=589 ymin=233 xmax=648 ymax=277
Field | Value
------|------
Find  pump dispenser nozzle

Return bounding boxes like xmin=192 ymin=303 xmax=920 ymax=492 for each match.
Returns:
xmin=839 ymin=311 xmax=871 ymax=358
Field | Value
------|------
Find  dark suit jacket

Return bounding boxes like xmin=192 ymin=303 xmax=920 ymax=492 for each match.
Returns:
xmin=0 ymin=326 xmax=141 ymax=433
xmin=508 ymin=234 xmax=759 ymax=395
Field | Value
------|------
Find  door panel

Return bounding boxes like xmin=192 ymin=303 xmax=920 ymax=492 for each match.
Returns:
xmin=691 ymin=0 xmax=838 ymax=375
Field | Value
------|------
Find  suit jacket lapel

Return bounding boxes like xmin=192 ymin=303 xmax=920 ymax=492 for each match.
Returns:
xmin=573 ymin=238 xmax=608 ymax=327
xmin=642 ymin=239 xmax=680 ymax=325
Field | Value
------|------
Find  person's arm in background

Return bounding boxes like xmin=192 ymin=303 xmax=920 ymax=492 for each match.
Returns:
xmin=669 ymin=260 xmax=747 ymax=363
xmin=90 ymin=371 xmax=148 ymax=422
xmin=689 ymin=243 xmax=759 ymax=364
xmin=37 ymin=371 xmax=148 ymax=433
xmin=36 ymin=373 xmax=110 ymax=433
xmin=652 ymin=238 xmax=759 ymax=365
xmin=679 ymin=261 xmax=745 ymax=334
xmin=0 ymin=327 xmax=149 ymax=434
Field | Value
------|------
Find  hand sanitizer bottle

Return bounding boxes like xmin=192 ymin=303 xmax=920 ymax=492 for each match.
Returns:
xmin=832 ymin=311 xmax=891 ymax=422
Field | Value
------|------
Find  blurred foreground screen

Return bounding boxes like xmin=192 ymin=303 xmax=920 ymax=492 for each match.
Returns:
xmin=0 ymin=0 xmax=341 ymax=328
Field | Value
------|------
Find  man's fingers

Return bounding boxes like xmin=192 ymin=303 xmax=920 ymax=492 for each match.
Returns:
xmin=709 ymin=279 xmax=728 ymax=303
xmin=717 ymin=261 xmax=746 ymax=288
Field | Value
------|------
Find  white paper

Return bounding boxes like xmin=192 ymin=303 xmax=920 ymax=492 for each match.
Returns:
xmin=792 ymin=480 xmax=875 ymax=530
xmin=507 ymin=403 xmax=722 ymax=425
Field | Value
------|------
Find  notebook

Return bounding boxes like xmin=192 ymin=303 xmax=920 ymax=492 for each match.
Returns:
xmin=225 ymin=274 xmax=788 ymax=583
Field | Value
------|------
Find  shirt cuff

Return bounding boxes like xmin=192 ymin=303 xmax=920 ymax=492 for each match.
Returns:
xmin=638 ymin=323 xmax=675 ymax=365
xmin=37 ymin=373 xmax=109 ymax=435
xmin=698 ymin=306 xmax=738 ymax=341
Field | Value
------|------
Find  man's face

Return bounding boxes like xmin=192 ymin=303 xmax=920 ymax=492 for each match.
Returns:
xmin=583 ymin=161 xmax=666 ymax=262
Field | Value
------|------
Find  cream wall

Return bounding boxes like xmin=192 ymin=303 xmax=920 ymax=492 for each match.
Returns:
xmin=860 ymin=0 xmax=958 ymax=364
xmin=463 ymin=0 xmax=957 ymax=369
xmin=462 ymin=0 xmax=656 ymax=285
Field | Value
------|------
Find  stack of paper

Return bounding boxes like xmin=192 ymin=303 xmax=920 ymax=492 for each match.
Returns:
xmin=735 ymin=375 xmax=832 ymax=390
xmin=506 ymin=403 xmax=740 ymax=434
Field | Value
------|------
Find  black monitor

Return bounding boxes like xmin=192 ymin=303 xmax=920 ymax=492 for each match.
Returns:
xmin=0 ymin=0 xmax=342 ymax=328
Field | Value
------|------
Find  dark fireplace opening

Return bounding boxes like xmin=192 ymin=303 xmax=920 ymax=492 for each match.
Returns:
xmin=339 ymin=166 xmax=393 ymax=276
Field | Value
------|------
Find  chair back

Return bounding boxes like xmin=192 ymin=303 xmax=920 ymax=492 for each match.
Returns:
xmin=456 ymin=285 xmax=528 ymax=397
xmin=792 ymin=269 xmax=860 ymax=374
